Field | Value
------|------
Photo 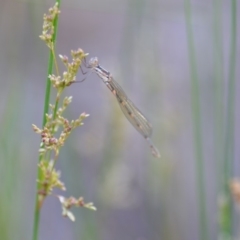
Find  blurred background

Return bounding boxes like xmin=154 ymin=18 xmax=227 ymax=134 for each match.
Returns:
xmin=0 ymin=0 xmax=239 ymax=240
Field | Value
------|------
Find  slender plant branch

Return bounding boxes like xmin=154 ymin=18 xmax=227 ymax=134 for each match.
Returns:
xmin=222 ymin=0 xmax=237 ymax=236
xmin=211 ymin=1 xmax=228 ymax=238
xmin=184 ymin=1 xmax=209 ymax=239
xmin=52 ymin=45 xmax=60 ymax=77
xmin=224 ymin=0 xmax=237 ymax=193
xmin=32 ymin=1 xmax=61 ymax=240
xmin=31 ymin=2 xmax=97 ymax=240
xmin=212 ymin=0 xmax=224 ymax=189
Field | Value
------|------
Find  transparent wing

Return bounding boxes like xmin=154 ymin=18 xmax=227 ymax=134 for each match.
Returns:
xmin=109 ymin=77 xmax=153 ymax=139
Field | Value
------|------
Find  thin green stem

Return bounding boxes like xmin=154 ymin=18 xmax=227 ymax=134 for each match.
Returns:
xmin=222 ymin=0 xmax=237 ymax=236
xmin=212 ymin=0 xmax=224 ymax=189
xmin=32 ymin=1 xmax=61 ymax=240
xmin=211 ymin=1 xmax=228 ymax=238
xmin=184 ymin=1 xmax=209 ymax=240
xmin=224 ymin=0 xmax=237 ymax=193
xmin=52 ymin=45 xmax=60 ymax=77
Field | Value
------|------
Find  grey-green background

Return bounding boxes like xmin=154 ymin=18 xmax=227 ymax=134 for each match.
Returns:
xmin=0 ymin=0 xmax=239 ymax=240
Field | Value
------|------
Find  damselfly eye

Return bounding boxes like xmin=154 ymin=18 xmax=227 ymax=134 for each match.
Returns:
xmin=88 ymin=57 xmax=99 ymax=68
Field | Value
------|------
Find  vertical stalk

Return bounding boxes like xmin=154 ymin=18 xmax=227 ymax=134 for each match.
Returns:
xmin=212 ymin=0 xmax=224 ymax=188
xmin=184 ymin=1 xmax=209 ymax=239
xmin=32 ymin=1 xmax=61 ymax=240
xmin=222 ymin=0 xmax=237 ymax=236
xmin=211 ymin=0 xmax=227 ymax=238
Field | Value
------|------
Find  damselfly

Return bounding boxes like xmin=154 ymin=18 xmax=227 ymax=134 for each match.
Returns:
xmin=84 ymin=57 xmax=160 ymax=158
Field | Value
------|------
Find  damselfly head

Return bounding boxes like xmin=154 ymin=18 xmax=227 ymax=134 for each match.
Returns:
xmin=88 ymin=57 xmax=99 ymax=68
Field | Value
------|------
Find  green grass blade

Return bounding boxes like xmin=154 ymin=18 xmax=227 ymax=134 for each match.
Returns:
xmin=221 ymin=0 xmax=237 ymax=236
xmin=184 ymin=1 xmax=209 ymax=239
